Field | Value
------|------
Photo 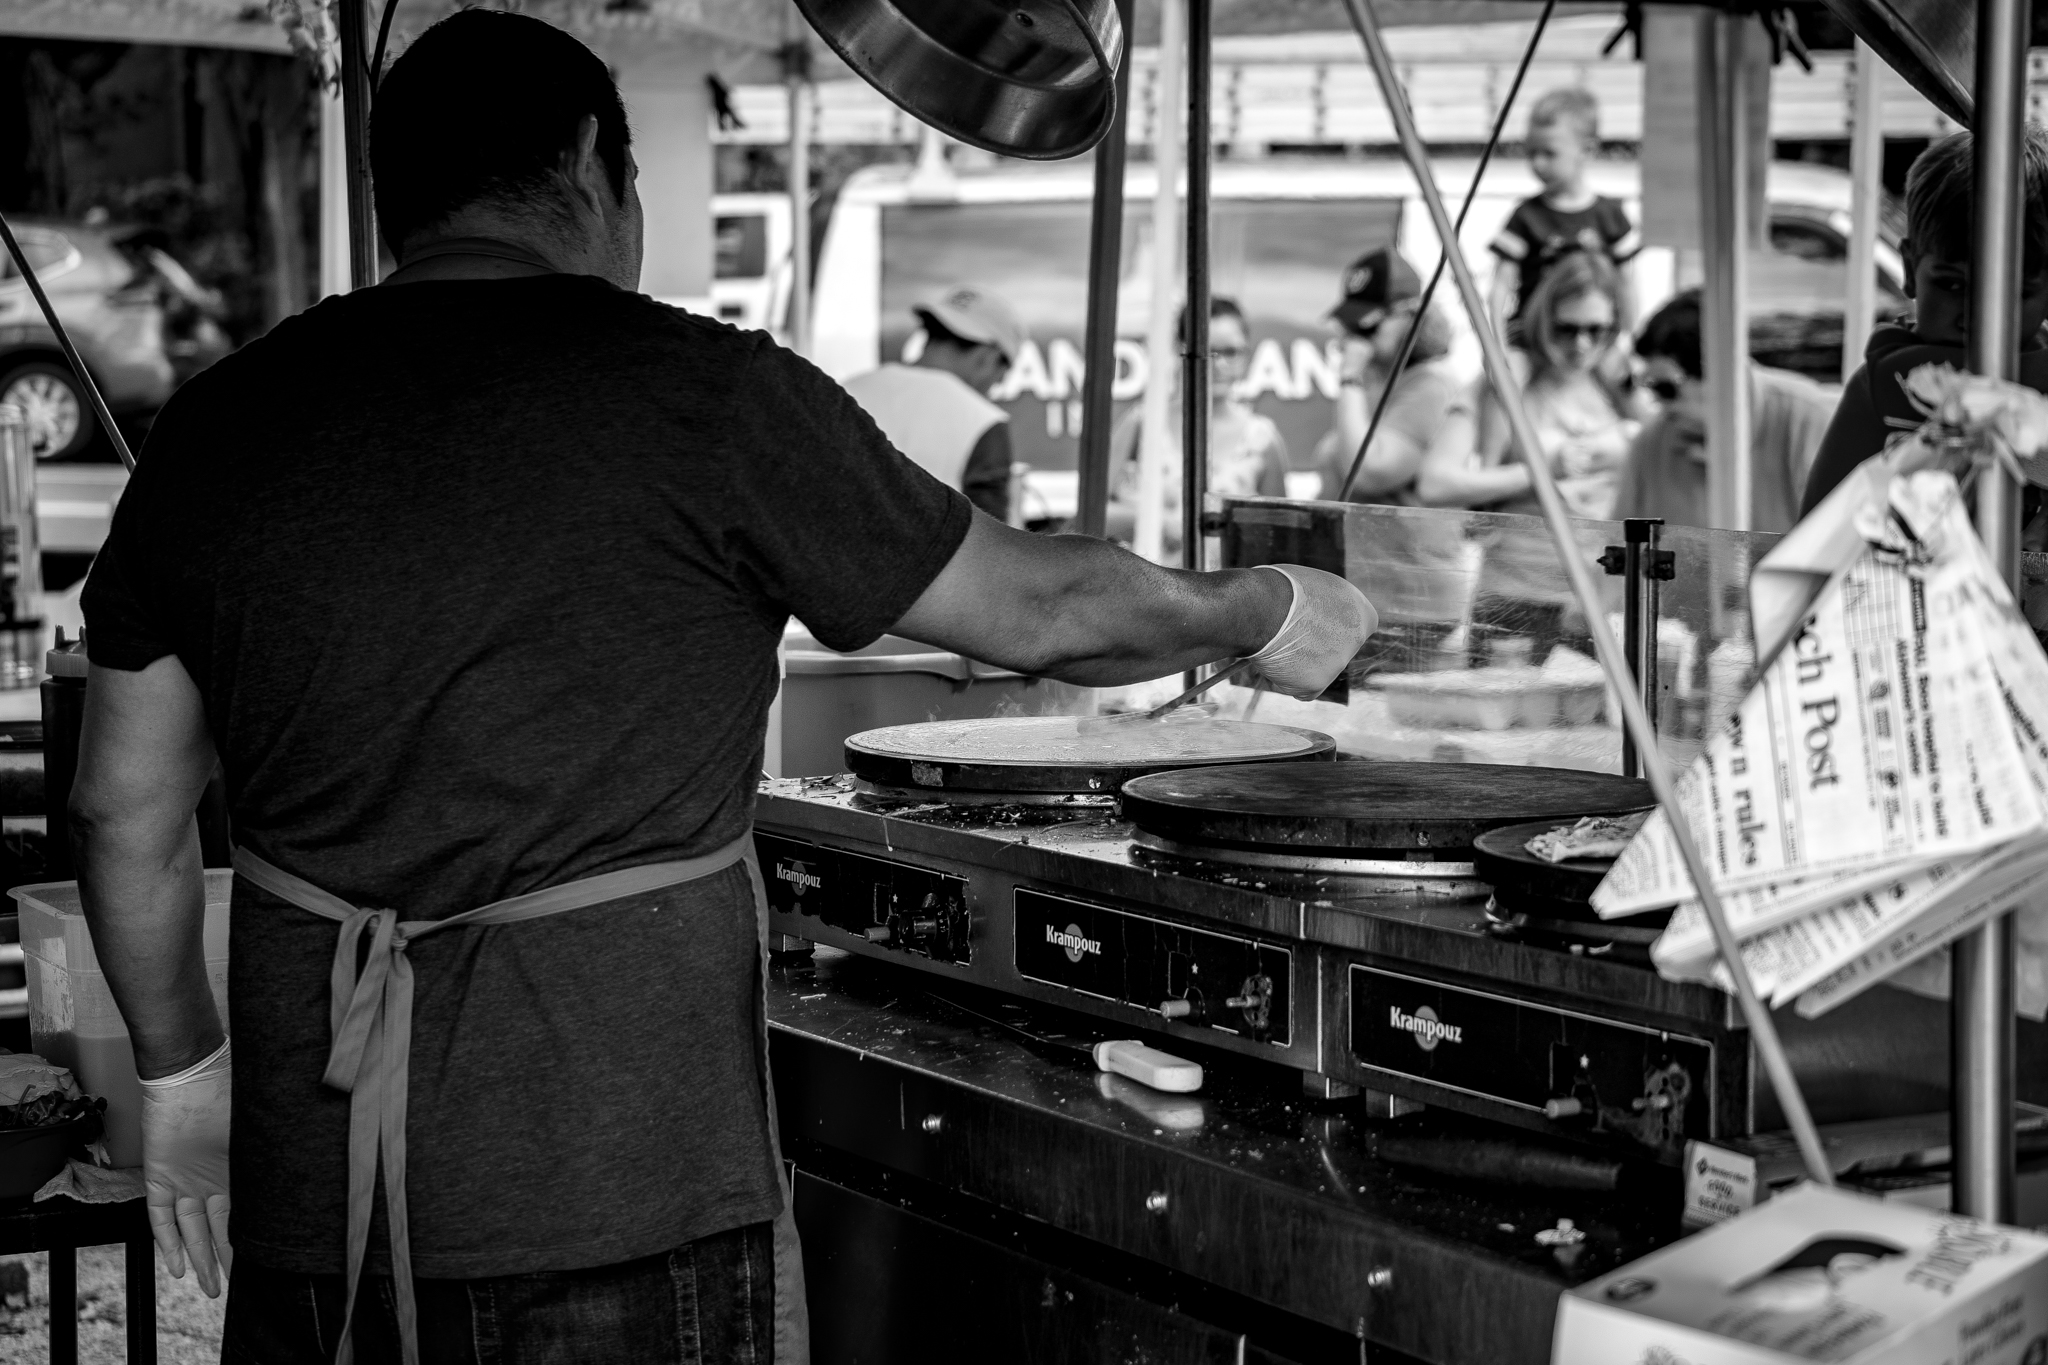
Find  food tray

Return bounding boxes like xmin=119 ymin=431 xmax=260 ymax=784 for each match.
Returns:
xmin=1369 ymin=667 xmax=1606 ymax=731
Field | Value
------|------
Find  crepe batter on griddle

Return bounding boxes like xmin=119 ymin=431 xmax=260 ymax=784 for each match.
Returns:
xmin=852 ymin=715 xmax=1325 ymax=766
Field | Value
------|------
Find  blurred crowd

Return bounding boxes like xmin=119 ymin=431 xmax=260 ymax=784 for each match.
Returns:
xmin=848 ymin=84 xmax=2048 ymax=558
xmin=1143 ymin=84 xmax=1840 ymax=542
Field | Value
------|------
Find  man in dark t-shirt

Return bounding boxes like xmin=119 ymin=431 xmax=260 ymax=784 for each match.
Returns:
xmin=66 ymin=13 xmax=1377 ymax=1365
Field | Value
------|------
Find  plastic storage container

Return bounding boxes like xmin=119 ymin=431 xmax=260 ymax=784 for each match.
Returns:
xmin=1369 ymin=668 xmax=1607 ymax=731
xmin=779 ymin=627 xmax=1083 ymax=777
xmin=11 ymin=871 xmax=231 ymax=1168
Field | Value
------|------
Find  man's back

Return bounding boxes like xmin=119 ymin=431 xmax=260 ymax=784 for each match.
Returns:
xmin=89 ymin=275 xmax=966 ymax=914
xmin=83 ymin=273 xmax=970 ymax=1278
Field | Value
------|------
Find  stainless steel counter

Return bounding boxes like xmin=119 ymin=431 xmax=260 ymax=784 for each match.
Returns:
xmin=768 ymin=949 xmax=1685 ymax=1364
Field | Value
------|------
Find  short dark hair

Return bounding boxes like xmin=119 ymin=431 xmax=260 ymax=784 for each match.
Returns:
xmin=1178 ymin=294 xmax=1246 ymax=343
xmin=1636 ymin=288 xmax=1703 ymax=379
xmin=371 ymin=11 xmax=632 ymax=254
xmin=918 ymin=313 xmax=981 ymax=352
xmin=1904 ymin=123 xmax=2048 ymax=278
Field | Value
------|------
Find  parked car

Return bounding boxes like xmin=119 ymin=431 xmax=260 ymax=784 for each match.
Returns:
xmin=0 ymin=219 xmax=228 ymax=464
xmin=808 ymin=156 xmax=1905 ymax=520
xmin=709 ymin=192 xmax=798 ymax=333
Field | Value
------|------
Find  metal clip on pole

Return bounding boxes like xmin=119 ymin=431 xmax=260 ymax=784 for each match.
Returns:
xmin=1598 ymin=518 xmax=1672 ymax=777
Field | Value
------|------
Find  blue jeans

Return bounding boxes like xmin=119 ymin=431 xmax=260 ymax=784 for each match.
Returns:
xmin=221 ymin=1222 xmax=776 ymax=1365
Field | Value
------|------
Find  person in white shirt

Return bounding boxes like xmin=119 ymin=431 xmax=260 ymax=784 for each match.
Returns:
xmin=841 ymin=285 xmax=1024 ymax=519
xmin=1105 ymin=296 xmax=1288 ymax=564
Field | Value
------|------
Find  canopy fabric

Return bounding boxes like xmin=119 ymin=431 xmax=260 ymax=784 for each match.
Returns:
xmin=0 ymin=0 xmax=790 ymax=73
xmin=1812 ymin=0 xmax=1970 ymax=125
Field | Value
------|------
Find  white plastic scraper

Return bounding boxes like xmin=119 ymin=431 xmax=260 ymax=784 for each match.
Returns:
xmin=1092 ymin=1040 xmax=1203 ymax=1093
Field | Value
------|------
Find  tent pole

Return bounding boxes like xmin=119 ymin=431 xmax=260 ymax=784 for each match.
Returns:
xmin=337 ymin=0 xmax=378 ymax=288
xmin=1843 ymin=39 xmax=1882 ymax=378
xmin=1076 ymin=0 xmax=1134 ymax=540
xmin=1697 ymin=11 xmax=1751 ymax=532
xmin=1181 ymin=0 xmax=1212 ymax=574
xmin=1134 ymin=0 xmax=1184 ymax=565
xmin=1954 ymin=0 xmax=2029 ymax=1226
xmin=784 ymin=43 xmax=813 ymax=356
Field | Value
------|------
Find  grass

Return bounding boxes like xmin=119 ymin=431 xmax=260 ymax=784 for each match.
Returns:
xmin=0 ymin=1245 xmax=225 ymax=1364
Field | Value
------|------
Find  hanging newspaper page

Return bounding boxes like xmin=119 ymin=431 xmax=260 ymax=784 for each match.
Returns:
xmin=1593 ymin=365 xmax=2048 ymax=1018
xmin=1592 ymin=470 xmax=2048 ymax=922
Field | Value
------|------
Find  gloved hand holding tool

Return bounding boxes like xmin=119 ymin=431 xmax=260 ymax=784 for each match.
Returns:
xmin=139 ymin=1037 xmax=233 ymax=1297
xmin=1243 ymin=564 xmax=1378 ymax=700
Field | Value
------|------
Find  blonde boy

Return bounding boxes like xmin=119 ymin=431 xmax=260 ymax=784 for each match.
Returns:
xmin=1488 ymin=87 xmax=1640 ymax=337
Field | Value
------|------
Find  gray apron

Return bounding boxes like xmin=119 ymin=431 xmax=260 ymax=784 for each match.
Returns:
xmin=233 ymin=839 xmax=809 ymax=1365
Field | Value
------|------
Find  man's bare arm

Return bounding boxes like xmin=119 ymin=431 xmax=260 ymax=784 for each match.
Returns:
xmin=70 ymin=656 xmax=222 ymax=1079
xmin=891 ymin=513 xmax=1294 ymax=686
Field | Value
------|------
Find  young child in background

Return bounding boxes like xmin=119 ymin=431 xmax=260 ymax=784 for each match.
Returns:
xmin=1799 ymin=124 xmax=2048 ymax=518
xmin=1488 ymin=87 xmax=1640 ymax=341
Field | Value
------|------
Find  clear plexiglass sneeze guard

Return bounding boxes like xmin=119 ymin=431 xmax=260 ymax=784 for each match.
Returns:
xmin=1207 ymin=495 xmax=2048 ymax=776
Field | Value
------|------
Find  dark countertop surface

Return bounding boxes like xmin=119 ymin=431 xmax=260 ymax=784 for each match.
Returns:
xmin=766 ymin=948 xmax=1687 ymax=1329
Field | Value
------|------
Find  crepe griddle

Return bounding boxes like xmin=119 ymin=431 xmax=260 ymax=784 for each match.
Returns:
xmin=845 ymin=716 xmax=1335 ymax=798
xmin=1120 ymin=762 xmax=1653 ymax=856
xmin=1471 ymin=819 xmax=1621 ymax=907
xmin=1472 ymin=817 xmax=1671 ymax=945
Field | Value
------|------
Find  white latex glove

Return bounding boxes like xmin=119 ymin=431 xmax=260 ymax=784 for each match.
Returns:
xmin=1245 ymin=564 xmax=1378 ymax=700
xmin=139 ymin=1037 xmax=232 ymax=1297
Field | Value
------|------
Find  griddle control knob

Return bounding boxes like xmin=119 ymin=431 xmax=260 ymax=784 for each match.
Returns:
xmin=863 ymin=925 xmax=892 ymax=943
xmin=1543 ymin=1097 xmax=1585 ymax=1120
xmin=1158 ymin=999 xmax=1195 ymax=1021
xmin=1228 ymin=974 xmax=1274 ymax=1033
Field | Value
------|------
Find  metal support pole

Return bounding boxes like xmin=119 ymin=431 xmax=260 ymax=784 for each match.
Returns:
xmin=1181 ymin=0 xmax=1212 ymax=573
xmin=1697 ymin=11 xmax=1751 ymax=533
xmin=1076 ymin=0 xmax=1134 ymax=540
xmin=1844 ymin=39 xmax=1883 ymax=378
xmin=125 ymin=1235 xmax=155 ymax=1363
xmin=338 ymin=0 xmax=378 ymax=288
xmin=1614 ymin=518 xmax=1664 ymax=777
xmin=1340 ymin=0 xmax=1834 ymax=1186
xmin=1954 ymin=0 xmax=2030 ymax=1226
xmin=784 ymin=40 xmax=813 ymax=355
xmin=319 ymin=82 xmax=352 ymax=300
xmin=49 ymin=1245 xmax=75 ymax=1364
xmin=1134 ymin=0 xmax=1184 ymax=567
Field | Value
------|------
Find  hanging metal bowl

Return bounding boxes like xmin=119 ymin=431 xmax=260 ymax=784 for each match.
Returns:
xmin=793 ymin=0 xmax=1123 ymax=161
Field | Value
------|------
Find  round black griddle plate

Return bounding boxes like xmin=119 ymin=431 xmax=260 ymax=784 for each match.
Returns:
xmin=1119 ymin=761 xmax=1653 ymax=855
xmin=845 ymin=718 xmax=1335 ymax=795
xmin=1472 ymin=818 xmax=1624 ymax=907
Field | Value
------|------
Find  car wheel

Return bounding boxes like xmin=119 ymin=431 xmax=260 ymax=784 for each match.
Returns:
xmin=0 ymin=362 xmax=95 ymax=461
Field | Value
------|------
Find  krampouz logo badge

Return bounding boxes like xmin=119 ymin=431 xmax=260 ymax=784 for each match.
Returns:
xmin=775 ymin=861 xmax=821 ymax=896
xmin=1389 ymin=1004 xmax=1461 ymax=1052
xmin=1046 ymin=923 xmax=1101 ymax=964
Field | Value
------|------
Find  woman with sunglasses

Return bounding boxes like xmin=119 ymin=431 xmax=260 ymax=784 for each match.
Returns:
xmin=1417 ymin=249 xmax=1636 ymax=516
xmin=1421 ymin=250 xmax=1638 ymax=663
xmin=1106 ymin=296 xmax=1288 ymax=564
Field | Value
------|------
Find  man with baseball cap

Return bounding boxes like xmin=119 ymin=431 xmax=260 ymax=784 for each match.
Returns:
xmin=1316 ymin=246 xmax=1467 ymax=503
xmin=842 ymin=285 xmax=1025 ymax=520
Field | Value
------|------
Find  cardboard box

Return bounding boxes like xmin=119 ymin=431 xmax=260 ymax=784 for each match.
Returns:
xmin=1553 ymin=1185 xmax=2048 ymax=1364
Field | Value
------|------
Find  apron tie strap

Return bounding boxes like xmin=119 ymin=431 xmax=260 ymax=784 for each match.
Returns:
xmin=232 ymin=838 xmax=753 ymax=1365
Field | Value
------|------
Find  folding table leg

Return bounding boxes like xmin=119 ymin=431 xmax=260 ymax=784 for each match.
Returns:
xmin=126 ymin=1236 xmax=155 ymax=1364
xmin=48 ymin=1245 xmax=76 ymax=1365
